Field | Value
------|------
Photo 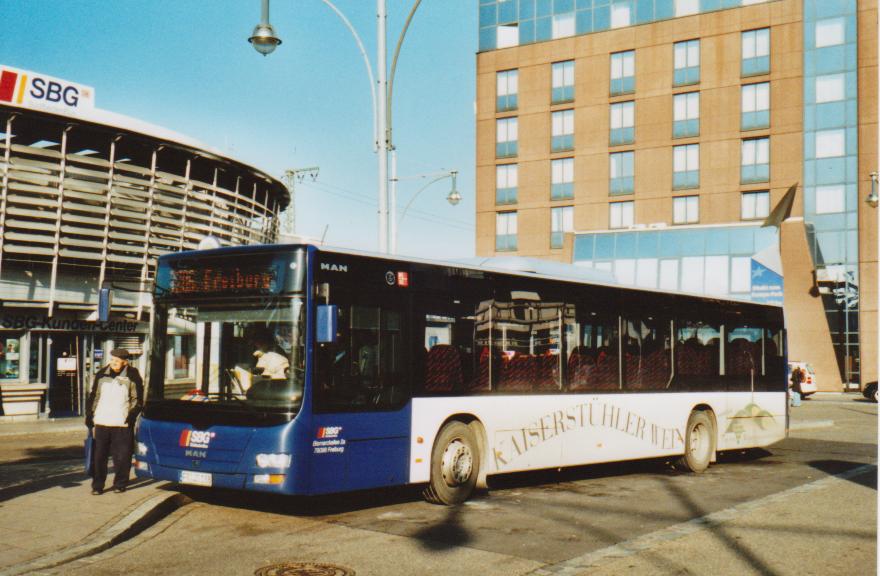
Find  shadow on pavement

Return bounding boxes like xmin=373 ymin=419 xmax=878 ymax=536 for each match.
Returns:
xmin=808 ymin=460 xmax=877 ymax=490
xmin=169 ymin=482 xmax=426 ymax=517
xmin=0 ymin=470 xmax=89 ymax=502
xmin=412 ymin=505 xmax=470 ymax=551
xmin=7 ymin=444 xmax=84 ymax=465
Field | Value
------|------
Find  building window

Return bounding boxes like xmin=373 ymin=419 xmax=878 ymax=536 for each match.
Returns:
xmin=610 ymin=201 xmax=634 ymax=229
xmin=815 ymin=185 xmax=845 ymax=214
xmin=610 ymin=151 xmax=634 ymax=195
xmin=742 ymin=28 xmax=770 ymax=77
xmin=675 ymin=0 xmax=699 ymax=18
xmin=552 ymin=60 xmax=575 ymax=104
xmin=552 ymin=12 xmax=575 ymax=39
xmin=816 ymin=74 xmax=845 ymax=103
xmin=496 ymin=164 xmax=518 ymax=205
xmin=496 ymin=70 xmax=518 ymax=112
xmin=730 ymin=256 xmax=752 ymax=293
xmin=0 ymin=336 xmax=21 ymax=380
xmin=673 ymin=196 xmax=699 ymax=224
xmin=610 ymin=50 xmax=635 ymax=96
xmin=741 ymin=190 xmax=770 ymax=220
xmin=673 ymin=92 xmax=700 ymax=138
xmin=741 ymin=82 xmax=770 ymax=131
xmin=497 ymin=24 xmax=519 ymax=49
xmin=611 ymin=2 xmax=631 ymax=29
xmin=496 ymin=211 xmax=518 ymax=251
xmin=610 ymin=101 xmax=635 ymax=146
xmin=673 ymin=144 xmax=699 ymax=190
xmin=673 ymin=39 xmax=700 ymax=86
xmin=741 ymin=137 xmax=770 ymax=183
xmin=815 ymin=17 xmax=845 ymax=48
xmin=552 ymin=109 xmax=574 ymax=152
xmin=551 ymin=158 xmax=574 ymax=200
xmin=815 ymin=129 xmax=845 ymax=158
xmin=551 ymin=206 xmax=574 ymax=249
xmin=496 ymin=117 xmax=518 ymax=158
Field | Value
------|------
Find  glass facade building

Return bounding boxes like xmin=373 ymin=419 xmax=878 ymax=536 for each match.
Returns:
xmin=476 ymin=0 xmax=876 ymax=389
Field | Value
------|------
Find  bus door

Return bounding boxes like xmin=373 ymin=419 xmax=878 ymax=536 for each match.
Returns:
xmin=311 ymin=291 xmax=412 ymax=493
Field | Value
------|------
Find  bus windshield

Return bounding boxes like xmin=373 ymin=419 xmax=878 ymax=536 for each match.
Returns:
xmin=150 ymin=297 xmax=305 ymax=414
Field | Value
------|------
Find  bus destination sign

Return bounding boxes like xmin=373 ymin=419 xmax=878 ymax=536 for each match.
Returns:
xmin=169 ymin=266 xmax=277 ymax=295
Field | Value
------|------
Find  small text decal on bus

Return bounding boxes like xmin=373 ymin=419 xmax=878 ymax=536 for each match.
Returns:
xmin=320 ymin=263 xmax=348 ymax=273
xmin=180 ymin=430 xmax=215 ymax=449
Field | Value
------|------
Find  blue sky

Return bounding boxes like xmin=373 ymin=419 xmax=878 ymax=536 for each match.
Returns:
xmin=1 ymin=1 xmax=477 ymax=258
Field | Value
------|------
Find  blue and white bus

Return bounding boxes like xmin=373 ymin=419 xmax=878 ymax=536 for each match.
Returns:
xmin=135 ymin=244 xmax=788 ymax=504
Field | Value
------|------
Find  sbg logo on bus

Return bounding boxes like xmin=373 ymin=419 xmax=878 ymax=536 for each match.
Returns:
xmin=179 ymin=430 xmax=215 ymax=449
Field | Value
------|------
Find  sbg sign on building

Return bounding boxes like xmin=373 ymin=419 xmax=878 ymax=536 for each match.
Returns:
xmin=0 ymin=65 xmax=94 ymax=114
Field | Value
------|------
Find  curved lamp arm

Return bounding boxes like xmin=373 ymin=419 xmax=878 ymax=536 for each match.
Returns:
xmin=387 ymin=0 xmax=423 ymax=150
xmin=318 ymin=0 xmax=379 ymax=151
xmin=398 ymin=171 xmax=457 ymax=225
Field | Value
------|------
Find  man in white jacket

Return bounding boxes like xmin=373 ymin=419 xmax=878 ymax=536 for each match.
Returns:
xmin=85 ymin=349 xmax=143 ymax=495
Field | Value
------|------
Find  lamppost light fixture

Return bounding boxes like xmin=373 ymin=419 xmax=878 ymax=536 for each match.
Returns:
xmin=447 ymin=172 xmax=461 ymax=206
xmin=249 ymin=22 xmax=282 ymax=56
xmin=867 ymin=171 xmax=879 ymax=208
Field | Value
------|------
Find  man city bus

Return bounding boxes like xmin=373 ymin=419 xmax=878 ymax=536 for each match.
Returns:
xmin=135 ymin=244 xmax=788 ymax=504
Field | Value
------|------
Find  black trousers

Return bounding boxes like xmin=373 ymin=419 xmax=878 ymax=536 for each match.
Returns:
xmin=92 ymin=425 xmax=132 ymax=491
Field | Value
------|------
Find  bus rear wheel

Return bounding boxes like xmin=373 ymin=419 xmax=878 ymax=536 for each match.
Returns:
xmin=424 ymin=421 xmax=480 ymax=505
xmin=677 ymin=410 xmax=714 ymax=473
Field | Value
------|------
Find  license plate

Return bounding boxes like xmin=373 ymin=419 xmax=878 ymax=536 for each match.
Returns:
xmin=180 ymin=470 xmax=212 ymax=487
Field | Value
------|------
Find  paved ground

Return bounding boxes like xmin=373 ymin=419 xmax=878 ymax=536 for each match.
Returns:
xmin=0 ymin=393 xmax=870 ymax=576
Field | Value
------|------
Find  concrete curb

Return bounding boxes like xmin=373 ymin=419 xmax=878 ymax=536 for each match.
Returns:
xmin=789 ymin=419 xmax=835 ymax=431
xmin=0 ymin=423 xmax=84 ymax=437
xmin=0 ymin=488 xmax=190 ymax=576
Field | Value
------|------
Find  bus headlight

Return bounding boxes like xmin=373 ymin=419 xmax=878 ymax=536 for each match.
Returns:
xmin=255 ymin=453 xmax=291 ymax=468
xmin=136 ymin=442 xmax=149 ymax=456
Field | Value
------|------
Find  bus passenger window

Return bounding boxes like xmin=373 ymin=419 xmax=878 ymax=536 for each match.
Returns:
xmin=623 ymin=317 xmax=671 ymax=391
xmin=568 ymin=314 xmax=619 ymax=392
xmin=761 ymin=327 xmax=785 ymax=389
xmin=726 ymin=324 xmax=762 ymax=391
xmin=674 ymin=320 xmax=721 ymax=390
xmin=314 ymin=304 xmax=405 ymax=412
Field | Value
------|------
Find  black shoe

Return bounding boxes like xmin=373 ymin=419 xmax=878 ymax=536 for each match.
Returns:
xmin=91 ymin=489 xmax=103 ymax=495
xmin=113 ymin=486 xmax=126 ymax=493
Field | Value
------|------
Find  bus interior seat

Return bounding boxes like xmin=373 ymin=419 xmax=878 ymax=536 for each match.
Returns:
xmin=567 ymin=347 xmax=595 ymax=391
xmin=728 ymin=338 xmax=754 ymax=376
xmin=593 ymin=348 xmax=618 ymax=389
xmin=533 ymin=354 xmax=559 ymax=391
xmin=424 ymin=344 xmax=462 ymax=393
xmin=498 ymin=354 xmax=534 ymax=392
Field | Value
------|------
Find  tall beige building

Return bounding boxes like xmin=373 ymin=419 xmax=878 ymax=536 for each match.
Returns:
xmin=476 ymin=0 xmax=877 ymax=391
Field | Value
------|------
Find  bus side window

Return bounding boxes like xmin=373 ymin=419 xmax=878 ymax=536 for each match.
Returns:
xmin=568 ymin=312 xmax=619 ymax=392
xmin=725 ymin=323 xmax=761 ymax=391
xmin=420 ymin=300 xmax=476 ymax=395
xmin=674 ymin=320 xmax=721 ymax=390
xmin=623 ymin=317 xmax=671 ymax=391
xmin=761 ymin=327 xmax=785 ymax=390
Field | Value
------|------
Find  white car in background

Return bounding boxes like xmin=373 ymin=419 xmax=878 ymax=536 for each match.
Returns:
xmin=789 ymin=361 xmax=818 ymax=397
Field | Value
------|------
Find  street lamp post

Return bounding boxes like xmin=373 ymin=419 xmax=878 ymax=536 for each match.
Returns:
xmin=248 ymin=0 xmax=424 ymax=254
xmin=391 ymin=170 xmax=460 ymax=254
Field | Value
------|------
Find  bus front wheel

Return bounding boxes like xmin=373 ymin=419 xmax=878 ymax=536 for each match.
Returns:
xmin=424 ymin=421 xmax=480 ymax=505
xmin=677 ymin=410 xmax=714 ymax=473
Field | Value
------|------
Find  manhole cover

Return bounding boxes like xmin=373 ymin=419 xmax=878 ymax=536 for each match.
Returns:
xmin=254 ymin=562 xmax=355 ymax=576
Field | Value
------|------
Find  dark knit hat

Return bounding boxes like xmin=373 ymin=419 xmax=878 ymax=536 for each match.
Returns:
xmin=110 ymin=348 xmax=130 ymax=360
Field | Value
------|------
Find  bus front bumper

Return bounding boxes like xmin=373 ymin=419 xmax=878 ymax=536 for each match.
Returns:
xmin=134 ymin=459 xmax=291 ymax=493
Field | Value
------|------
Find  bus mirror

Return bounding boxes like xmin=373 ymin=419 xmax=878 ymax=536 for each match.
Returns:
xmin=316 ymin=305 xmax=338 ymax=343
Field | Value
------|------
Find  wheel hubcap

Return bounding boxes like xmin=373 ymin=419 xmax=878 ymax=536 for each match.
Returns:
xmin=441 ymin=439 xmax=473 ymax=486
xmin=689 ymin=422 xmax=708 ymax=460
